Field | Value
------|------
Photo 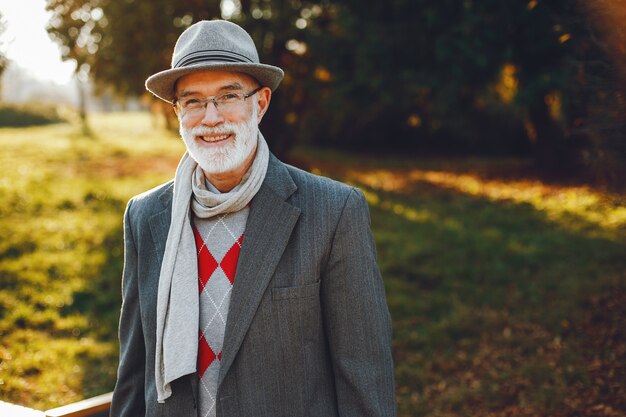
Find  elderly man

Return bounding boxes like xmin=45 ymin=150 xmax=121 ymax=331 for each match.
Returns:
xmin=110 ymin=20 xmax=396 ymax=417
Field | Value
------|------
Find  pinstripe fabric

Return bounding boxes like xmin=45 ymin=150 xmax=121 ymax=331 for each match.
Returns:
xmin=110 ymin=154 xmax=397 ymax=417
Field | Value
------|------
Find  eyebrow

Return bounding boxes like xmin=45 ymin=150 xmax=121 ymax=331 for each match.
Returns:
xmin=178 ymin=82 xmax=245 ymax=98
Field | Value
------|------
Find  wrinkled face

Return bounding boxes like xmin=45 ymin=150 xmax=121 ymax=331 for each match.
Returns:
xmin=175 ymin=71 xmax=266 ymax=175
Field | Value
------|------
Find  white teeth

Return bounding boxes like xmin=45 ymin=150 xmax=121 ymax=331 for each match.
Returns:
xmin=199 ymin=134 xmax=230 ymax=142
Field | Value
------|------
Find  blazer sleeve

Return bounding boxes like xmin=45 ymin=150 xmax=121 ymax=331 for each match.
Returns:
xmin=110 ymin=199 xmax=147 ymax=417
xmin=321 ymin=187 xmax=397 ymax=417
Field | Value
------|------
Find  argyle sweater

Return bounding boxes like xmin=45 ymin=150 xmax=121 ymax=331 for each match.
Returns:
xmin=192 ymin=207 xmax=248 ymax=417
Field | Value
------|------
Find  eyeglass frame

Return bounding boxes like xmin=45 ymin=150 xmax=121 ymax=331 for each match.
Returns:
xmin=171 ymin=86 xmax=264 ymax=116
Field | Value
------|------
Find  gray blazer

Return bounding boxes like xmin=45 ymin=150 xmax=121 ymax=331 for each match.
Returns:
xmin=110 ymin=154 xmax=396 ymax=417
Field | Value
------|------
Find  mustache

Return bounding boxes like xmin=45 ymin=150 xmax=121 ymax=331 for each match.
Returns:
xmin=187 ymin=124 xmax=237 ymax=136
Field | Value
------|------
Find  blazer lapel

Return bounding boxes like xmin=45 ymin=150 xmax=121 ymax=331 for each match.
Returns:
xmin=218 ymin=156 xmax=300 ymax=386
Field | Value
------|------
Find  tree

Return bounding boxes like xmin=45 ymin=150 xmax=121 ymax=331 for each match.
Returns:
xmin=566 ymin=0 xmax=626 ymax=184
xmin=46 ymin=0 xmax=626 ymax=184
xmin=300 ymin=0 xmax=573 ymax=155
xmin=46 ymin=0 xmax=325 ymax=153
xmin=295 ymin=0 xmax=625 ymax=183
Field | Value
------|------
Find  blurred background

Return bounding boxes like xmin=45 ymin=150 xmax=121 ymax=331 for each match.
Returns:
xmin=0 ymin=0 xmax=624 ymax=416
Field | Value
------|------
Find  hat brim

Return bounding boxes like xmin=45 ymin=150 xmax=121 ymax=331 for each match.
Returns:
xmin=145 ymin=62 xmax=284 ymax=103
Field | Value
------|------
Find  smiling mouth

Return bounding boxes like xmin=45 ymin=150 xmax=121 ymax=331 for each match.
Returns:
xmin=197 ymin=134 xmax=232 ymax=143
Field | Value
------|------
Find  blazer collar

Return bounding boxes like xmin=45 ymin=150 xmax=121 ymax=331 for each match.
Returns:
xmin=158 ymin=180 xmax=175 ymax=208
xmin=263 ymin=153 xmax=298 ymax=200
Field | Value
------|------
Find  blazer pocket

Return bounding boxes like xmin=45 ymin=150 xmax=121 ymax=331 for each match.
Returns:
xmin=271 ymin=281 xmax=320 ymax=301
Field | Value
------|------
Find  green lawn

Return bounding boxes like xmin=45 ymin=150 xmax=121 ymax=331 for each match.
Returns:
xmin=293 ymin=147 xmax=626 ymax=416
xmin=0 ymin=113 xmax=185 ymax=408
xmin=1 ymin=113 xmax=625 ymax=415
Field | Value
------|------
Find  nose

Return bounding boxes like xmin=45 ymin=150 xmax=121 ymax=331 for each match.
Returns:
xmin=200 ymin=101 xmax=224 ymax=126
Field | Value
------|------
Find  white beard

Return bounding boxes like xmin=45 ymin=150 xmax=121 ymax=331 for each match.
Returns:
xmin=179 ymin=105 xmax=259 ymax=175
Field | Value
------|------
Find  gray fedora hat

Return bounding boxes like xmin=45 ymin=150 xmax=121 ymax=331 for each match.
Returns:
xmin=145 ymin=20 xmax=284 ymax=103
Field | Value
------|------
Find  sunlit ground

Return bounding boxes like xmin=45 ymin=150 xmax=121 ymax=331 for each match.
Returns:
xmin=349 ymin=168 xmax=625 ymax=241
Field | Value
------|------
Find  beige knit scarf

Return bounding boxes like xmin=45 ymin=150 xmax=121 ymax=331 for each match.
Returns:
xmin=155 ymin=133 xmax=269 ymax=403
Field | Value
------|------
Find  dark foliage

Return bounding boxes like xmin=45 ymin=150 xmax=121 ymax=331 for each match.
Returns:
xmin=45 ymin=0 xmax=626 ymax=186
xmin=0 ymin=103 xmax=65 ymax=127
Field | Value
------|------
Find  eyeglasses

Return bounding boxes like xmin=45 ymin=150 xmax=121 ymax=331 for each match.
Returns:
xmin=172 ymin=86 xmax=263 ymax=117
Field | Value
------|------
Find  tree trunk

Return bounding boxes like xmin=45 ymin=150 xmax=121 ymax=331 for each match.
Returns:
xmin=76 ymin=75 xmax=92 ymax=137
xmin=527 ymin=93 xmax=570 ymax=174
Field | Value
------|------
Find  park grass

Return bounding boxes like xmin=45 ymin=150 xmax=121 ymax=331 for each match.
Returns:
xmin=293 ymin=147 xmax=626 ymax=416
xmin=1 ymin=113 xmax=625 ymax=415
xmin=0 ymin=113 xmax=184 ymax=409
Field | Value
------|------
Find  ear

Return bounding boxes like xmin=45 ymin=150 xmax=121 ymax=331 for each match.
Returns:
xmin=255 ymin=87 xmax=272 ymax=123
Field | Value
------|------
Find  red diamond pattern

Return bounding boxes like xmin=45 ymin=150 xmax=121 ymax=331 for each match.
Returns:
xmin=193 ymin=226 xmax=218 ymax=294
xmin=221 ymin=235 xmax=243 ymax=284
xmin=197 ymin=332 xmax=216 ymax=378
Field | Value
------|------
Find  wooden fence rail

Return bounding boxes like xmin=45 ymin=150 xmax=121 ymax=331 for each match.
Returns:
xmin=0 ymin=392 xmax=112 ymax=417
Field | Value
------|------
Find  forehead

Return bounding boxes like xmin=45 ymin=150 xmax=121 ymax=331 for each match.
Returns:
xmin=175 ymin=71 xmax=257 ymax=95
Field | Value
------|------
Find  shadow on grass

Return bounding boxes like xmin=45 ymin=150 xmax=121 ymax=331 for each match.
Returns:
xmin=352 ymin=178 xmax=626 ymax=417
xmin=69 ymin=208 xmax=124 ymax=401
xmin=0 ymin=195 xmax=126 ymax=409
